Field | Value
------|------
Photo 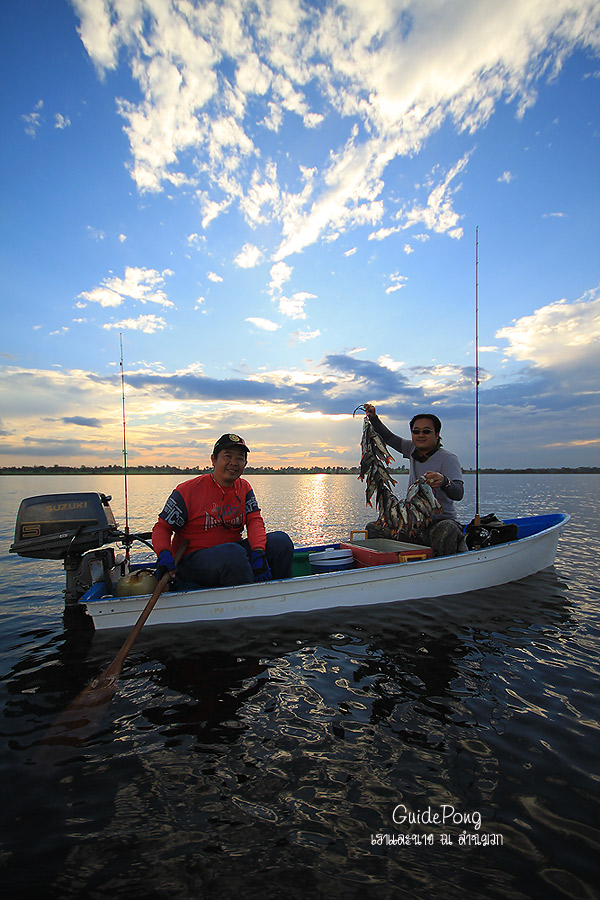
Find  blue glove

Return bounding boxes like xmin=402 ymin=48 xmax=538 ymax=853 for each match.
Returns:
xmin=156 ymin=549 xmax=175 ymax=581
xmin=250 ymin=548 xmax=272 ymax=582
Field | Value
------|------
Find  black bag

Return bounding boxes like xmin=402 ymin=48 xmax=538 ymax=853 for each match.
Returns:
xmin=465 ymin=513 xmax=519 ymax=550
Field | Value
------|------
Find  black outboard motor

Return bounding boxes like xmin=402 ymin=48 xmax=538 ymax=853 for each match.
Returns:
xmin=10 ymin=492 xmax=124 ymax=604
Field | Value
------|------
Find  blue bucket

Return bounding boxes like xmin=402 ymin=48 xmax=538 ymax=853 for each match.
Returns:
xmin=308 ymin=548 xmax=354 ymax=574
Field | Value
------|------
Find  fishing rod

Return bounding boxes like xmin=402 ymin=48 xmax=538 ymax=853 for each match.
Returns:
xmin=464 ymin=226 xmax=484 ymax=550
xmin=474 ymin=225 xmax=480 ymax=528
xmin=120 ymin=333 xmax=130 ymax=563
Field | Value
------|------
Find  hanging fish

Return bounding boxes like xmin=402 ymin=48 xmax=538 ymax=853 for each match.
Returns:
xmin=354 ymin=407 xmax=442 ymax=538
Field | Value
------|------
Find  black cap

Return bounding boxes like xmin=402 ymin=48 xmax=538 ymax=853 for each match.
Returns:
xmin=212 ymin=433 xmax=250 ymax=456
xmin=409 ymin=413 xmax=442 ymax=433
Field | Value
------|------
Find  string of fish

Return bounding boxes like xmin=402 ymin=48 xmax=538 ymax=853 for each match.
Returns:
xmin=353 ymin=406 xmax=442 ymax=538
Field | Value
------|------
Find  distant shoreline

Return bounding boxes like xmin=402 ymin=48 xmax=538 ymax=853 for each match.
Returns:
xmin=1 ymin=466 xmax=598 ymax=476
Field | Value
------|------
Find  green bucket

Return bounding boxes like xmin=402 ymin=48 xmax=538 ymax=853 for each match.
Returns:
xmin=291 ymin=551 xmax=312 ymax=577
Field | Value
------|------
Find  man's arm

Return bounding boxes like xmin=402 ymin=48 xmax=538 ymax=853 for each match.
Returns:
xmin=152 ymin=489 xmax=188 ymax=555
xmin=440 ymin=455 xmax=464 ymax=501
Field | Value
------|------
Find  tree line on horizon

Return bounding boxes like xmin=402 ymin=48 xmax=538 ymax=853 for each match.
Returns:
xmin=1 ymin=464 xmax=598 ymax=475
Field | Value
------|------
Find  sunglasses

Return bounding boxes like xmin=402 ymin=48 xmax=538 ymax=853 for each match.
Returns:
xmin=411 ymin=428 xmax=434 ymax=435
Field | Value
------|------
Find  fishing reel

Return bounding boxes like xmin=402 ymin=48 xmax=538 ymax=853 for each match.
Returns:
xmin=465 ymin=524 xmax=491 ymax=550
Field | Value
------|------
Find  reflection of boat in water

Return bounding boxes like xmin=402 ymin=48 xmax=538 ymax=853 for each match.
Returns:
xmin=10 ymin=491 xmax=569 ymax=631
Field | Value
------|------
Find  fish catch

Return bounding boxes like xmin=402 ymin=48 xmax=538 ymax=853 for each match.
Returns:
xmin=354 ymin=408 xmax=442 ymax=538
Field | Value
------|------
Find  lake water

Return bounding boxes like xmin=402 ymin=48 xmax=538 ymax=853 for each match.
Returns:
xmin=1 ymin=474 xmax=599 ymax=899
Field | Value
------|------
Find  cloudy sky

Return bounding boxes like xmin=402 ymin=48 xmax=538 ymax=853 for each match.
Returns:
xmin=2 ymin=0 xmax=599 ymax=471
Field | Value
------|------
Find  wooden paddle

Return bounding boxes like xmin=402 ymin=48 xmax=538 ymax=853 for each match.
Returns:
xmin=39 ymin=540 xmax=188 ymax=753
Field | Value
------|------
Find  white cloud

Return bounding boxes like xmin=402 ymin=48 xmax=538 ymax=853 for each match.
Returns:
xmin=246 ymin=317 xmax=280 ymax=331
xmin=78 ymin=266 xmax=174 ymax=308
xmin=234 ymin=243 xmax=263 ymax=268
xmin=385 ymin=273 xmax=408 ymax=294
xmin=22 ymin=100 xmax=43 ymax=137
xmin=291 ymin=328 xmax=321 ymax=343
xmin=72 ymin=0 xmax=600 ymax=254
xmin=416 ymin=363 xmax=475 ymax=393
xmin=497 ymin=170 xmax=514 ymax=183
xmin=277 ymin=291 xmax=316 ymax=319
xmin=198 ymin=197 xmax=231 ymax=229
xmin=54 ymin=113 xmax=71 ymax=129
xmin=119 ymin=233 xmax=127 ymax=242
xmin=78 ymin=286 xmax=122 ymax=308
xmin=378 ymin=355 xmax=405 ymax=371
xmin=207 ymin=271 xmax=223 ymax=283
xmin=240 ymin=161 xmax=283 ymax=226
xmin=235 ymin=52 xmax=272 ymax=96
xmin=71 ymin=0 xmax=121 ymax=71
xmin=397 ymin=153 xmax=472 ymax=238
xmin=304 ymin=112 xmax=324 ymax=128
xmin=369 ymin=224 xmax=401 ymax=242
xmin=269 ymin=261 xmax=293 ymax=293
xmin=496 ymin=289 xmax=600 ymax=368
xmin=345 ymin=247 xmax=357 ymax=257
xmin=103 ymin=314 xmax=167 ymax=333
xmin=86 ymin=225 xmax=106 ymax=241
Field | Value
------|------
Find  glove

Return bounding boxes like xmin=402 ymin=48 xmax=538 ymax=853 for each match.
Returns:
xmin=156 ymin=549 xmax=175 ymax=581
xmin=250 ymin=548 xmax=272 ymax=582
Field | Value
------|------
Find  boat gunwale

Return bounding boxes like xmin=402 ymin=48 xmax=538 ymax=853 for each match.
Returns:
xmin=82 ymin=513 xmax=570 ymax=625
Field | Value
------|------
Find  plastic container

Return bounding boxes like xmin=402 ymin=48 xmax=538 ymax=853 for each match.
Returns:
xmin=308 ymin=547 xmax=354 ymax=574
xmin=291 ymin=551 xmax=312 ymax=577
xmin=340 ymin=539 xmax=433 ymax=567
xmin=116 ymin=569 xmax=158 ymax=597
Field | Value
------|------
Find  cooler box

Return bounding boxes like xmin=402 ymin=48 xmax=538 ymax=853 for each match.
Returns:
xmin=340 ymin=538 xmax=433 ymax=567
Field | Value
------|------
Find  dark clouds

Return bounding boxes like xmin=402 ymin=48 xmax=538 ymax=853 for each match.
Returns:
xmin=61 ymin=416 xmax=102 ymax=428
xmin=117 ymin=355 xmax=429 ymax=416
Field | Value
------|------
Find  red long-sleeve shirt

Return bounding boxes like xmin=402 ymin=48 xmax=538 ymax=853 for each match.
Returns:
xmin=152 ymin=473 xmax=267 ymax=559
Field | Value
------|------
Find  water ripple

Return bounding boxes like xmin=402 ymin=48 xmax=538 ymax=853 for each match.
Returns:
xmin=2 ymin=474 xmax=599 ymax=898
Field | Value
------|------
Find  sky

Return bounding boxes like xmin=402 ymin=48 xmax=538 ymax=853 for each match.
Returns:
xmin=1 ymin=0 xmax=599 ymax=473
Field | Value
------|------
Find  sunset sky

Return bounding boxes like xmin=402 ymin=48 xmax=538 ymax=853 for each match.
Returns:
xmin=2 ymin=0 xmax=599 ymax=471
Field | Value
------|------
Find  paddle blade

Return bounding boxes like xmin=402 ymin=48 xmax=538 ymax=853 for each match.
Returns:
xmin=37 ymin=673 xmax=118 ymax=754
xmin=37 ymin=539 xmax=188 ymax=762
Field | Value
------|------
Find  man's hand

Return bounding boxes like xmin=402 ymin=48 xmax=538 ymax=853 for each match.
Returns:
xmin=156 ymin=549 xmax=175 ymax=581
xmin=364 ymin=403 xmax=377 ymax=420
xmin=250 ymin=548 xmax=272 ymax=582
xmin=424 ymin=470 xmax=445 ymax=489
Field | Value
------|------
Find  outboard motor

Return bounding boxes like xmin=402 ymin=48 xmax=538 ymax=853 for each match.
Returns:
xmin=10 ymin=492 xmax=124 ymax=604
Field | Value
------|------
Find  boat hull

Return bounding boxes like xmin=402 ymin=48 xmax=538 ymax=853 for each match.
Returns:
xmin=83 ymin=514 xmax=569 ymax=630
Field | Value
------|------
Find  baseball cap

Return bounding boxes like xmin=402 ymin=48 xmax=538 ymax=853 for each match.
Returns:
xmin=212 ymin=433 xmax=250 ymax=455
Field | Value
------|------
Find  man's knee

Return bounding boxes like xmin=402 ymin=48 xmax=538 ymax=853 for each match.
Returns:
xmin=179 ymin=542 xmax=253 ymax=587
xmin=427 ymin=519 xmax=464 ymax=556
xmin=266 ymin=531 xmax=294 ymax=578
xmin=218 ymin=543 xmax=254 ymax=583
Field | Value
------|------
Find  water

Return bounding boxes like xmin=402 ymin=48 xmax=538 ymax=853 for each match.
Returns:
xmin=1 ymin=474 xmax=599 ymax=899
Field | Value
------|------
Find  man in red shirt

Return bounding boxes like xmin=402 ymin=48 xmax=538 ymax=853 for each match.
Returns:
xmin=152 ymin=433 xmax=293 ymax=587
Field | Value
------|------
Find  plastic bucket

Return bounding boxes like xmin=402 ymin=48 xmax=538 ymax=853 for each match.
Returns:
xmin=308 ymin=548 xmax=354 ymax=574
xmin=291 ymin=551 xmax=312 ymax=577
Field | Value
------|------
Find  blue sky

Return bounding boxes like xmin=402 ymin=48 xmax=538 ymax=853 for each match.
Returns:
xmin=1 ymin=0 xmax=599 ymax=470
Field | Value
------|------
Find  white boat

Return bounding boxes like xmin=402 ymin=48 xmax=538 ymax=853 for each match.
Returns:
xmin=8 ymin=492 xmax=569 ymax=631
xmin=83 ymin=513 xmax=568 ymax=630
